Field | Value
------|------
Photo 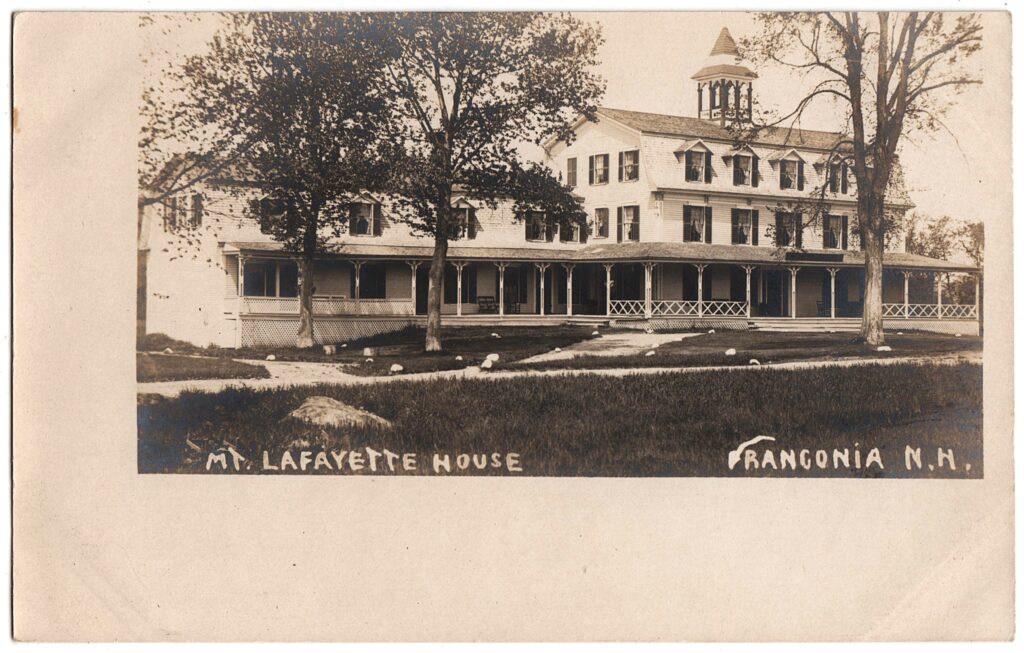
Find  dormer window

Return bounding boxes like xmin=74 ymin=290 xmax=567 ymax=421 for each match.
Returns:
xmin=618 ymin=149 xmax=639 ymax=182
xmin=252 ymin=196 xmax=298 ymax=234
xmin=779 ymin=160 xmax=798 ymax=189
xmin=588 ymin=154 xmax=609 ymax=185
xmin=733 ymin=156 xmax=751 ymax=186
xmin=448 ymin=206 xmax=476 ymax=240
xmin=828 ymin=162 xmax=849 ymax=194
xmin=348 ymin=201 xmax=382 ymax=237
xmin=685 ymin=150 xmax=712 ymax=183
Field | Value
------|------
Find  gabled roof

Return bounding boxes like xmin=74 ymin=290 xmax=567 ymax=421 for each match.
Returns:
xmin=766 ymin=147 xmax=807 ymax=163
xmin=673 ymin=139 xmax=712 ymax=155
xmin=596 ymin=107 xmax=844 ymax=150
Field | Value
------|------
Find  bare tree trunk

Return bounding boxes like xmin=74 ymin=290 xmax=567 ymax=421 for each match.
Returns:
xmin=425 ymin=234 xmax=448 ymax=352
xmin=296 ymin=254 xmax=316 ymax=348
xmin=860 ymin=219 xmax=885 ymax=346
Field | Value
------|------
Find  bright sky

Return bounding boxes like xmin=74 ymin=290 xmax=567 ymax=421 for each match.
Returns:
xmin=576 ymin=12 xmax=1009 ymax=226
xmin=148 ymin=11 xmax=1009 ymax=226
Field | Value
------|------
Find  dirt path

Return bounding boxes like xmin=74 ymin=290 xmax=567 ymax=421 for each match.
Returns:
xmin=138 ymin=351 xmax=981 ymax=398
xmin=518 ymin=330 xmax=702 ymax=363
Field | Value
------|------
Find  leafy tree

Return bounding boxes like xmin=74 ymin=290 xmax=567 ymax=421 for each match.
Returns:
xmin=141 ymin=13 xmax=396 ymax=347
xmin=371 ymin=12 xmax=604 ymax=351
xmin=741 ymin=12 xmax=983 ymax=344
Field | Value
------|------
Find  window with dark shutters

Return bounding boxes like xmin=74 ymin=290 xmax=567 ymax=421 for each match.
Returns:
xmin=684 ymin=206 xmax=709 ymax=243
xmin=590 ymin=154 xmax=609 ymax=184
xmin=779 ymin=161 xmax=796 ymax=190
xmin=828 ymin=164 xmax=840 ymax=193
xmin=566 ymin=158 xmax=577 ymax=187
xmin=164 ymin=196 xmax=178 ymax=231
xmin=620 ymin=150 xmax=639 ymax=181
xmin=348 ymin=202 xmax=376 ymax=236
xmin=732 ymin=208 xmax=754 ymax=245
xmin=594 ymin=208 xmax=609 ymax=238
xmin=620 ymin=206 xmax=640 ymax=241
xmin=190 ymin=193 xmax=203 ymax=228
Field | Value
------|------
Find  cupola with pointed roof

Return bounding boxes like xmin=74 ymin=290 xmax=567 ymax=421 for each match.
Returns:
xmin=691 ymin=27 xmax=757 ymax=126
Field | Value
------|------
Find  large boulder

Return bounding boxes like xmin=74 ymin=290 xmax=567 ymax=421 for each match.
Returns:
xmin=287 ymin=396 xmax=392 ymax=430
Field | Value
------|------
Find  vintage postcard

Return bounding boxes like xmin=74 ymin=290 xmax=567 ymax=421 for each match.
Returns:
xmin=13 ymin=9 xmax=1015 ymax=641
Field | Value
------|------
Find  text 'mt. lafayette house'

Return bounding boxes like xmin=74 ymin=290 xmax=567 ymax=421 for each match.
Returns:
xmin=139 ymin=28 xmax=980 ymax=348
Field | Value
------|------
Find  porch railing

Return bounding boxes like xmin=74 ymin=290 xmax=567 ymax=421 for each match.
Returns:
xmin=240 ymin=295 xmax=414 ymax=316
xmin=610 ymin=299 xmax=748 ymax=318
xmin=882 ymin=303 xmax=977 ymax=319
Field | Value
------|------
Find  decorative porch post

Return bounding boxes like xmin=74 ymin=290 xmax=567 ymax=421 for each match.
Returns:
xmin=974 ymin=272 xmax=981 ymax=319
xmin=407 ymin=260 xmax=420 ymax=315
xmin=902 ymin=270 xmax=910 ymax=319
xmin=535 ymin=262 xmax=549 ymax=316
xmin=236 ymin=255 xmax=246 ymax=348
xmin=563 ymin=263 xmax=575 ymax=316
xmin=351 ymin=260 xmax=363 ymax=314
xmin=695 ymin=264 xmax=707 ymax=317
xmin=788 ymin=267 xmax=801 ymax=318
xmin=454 ymin=262 xmax=466 ymax=317
xmin=497 ymin=262 xmax=507 ymax=318
xmin=936 ymin=271 xmax=943 ymax=319
xmin=827 ymin=268 xmax=839 ymax=319
xmin=742 ymin=266 xmax=755 ymax=318
xmin=604 ymin=263 xmax=614 ymax=316
xmin=644 ymin=262 xmax=654 ymax=318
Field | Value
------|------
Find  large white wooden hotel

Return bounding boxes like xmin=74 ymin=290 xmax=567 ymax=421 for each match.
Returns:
xmin=139 ymin=28 xmax=980 ymax=348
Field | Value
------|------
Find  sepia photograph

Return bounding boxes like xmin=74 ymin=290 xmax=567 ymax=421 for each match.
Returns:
xmin=136 ymin=11 xmax=988 ymax=478
xmin=11 ymin=5 xmax=1015 ymax=643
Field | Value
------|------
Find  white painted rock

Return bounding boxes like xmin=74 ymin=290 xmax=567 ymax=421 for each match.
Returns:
xmin=362 ymin=347 xmax=376 ymax=357
xmin=876 ymin=346 xmax=892 ymax=352
xmin=829 ymin=330 xmax=836 ymax=334
xmin=341 ymin=343 xmax=348 ymax=348
xmin=896 ymin=332 xmax=903 ymax=335
xmin=725 ymin=348 xmax=737 ymax=356
xmin=955 ymin=333 xmax=962 ymax=338
xmin=389 ymin=363 xmax=404 ymax=374
xmin=749 ymin=359 xmax=761 ymax=365
xmin=481 ymin=359 xmax=494 ymax=370
xmin=266 ymin=354 xmax=276 ymax=361
xmin=323 ymin=345 xmax=336 ymax=355
xmin=491 ymin=333 xmax=500 ymax=338
xmin=645 ymin=350 xmax=656 ymax=357
xmin=554 ymin=347 xmax=562 ymax=353
xmin=288 ymin=396 xmax=391 ymax=429
xmin=455 ymin=355 xmax=464 ymax=361
xmin=708 ymin=329 xmax=715 ymax=334
xmin=163 ymin=347 xmax=174 ymax=354
xmin=365 ymin=357 xmax=374 ymax=362
xmin=592 ymin=330 xmax=600 ymax=336
xmin=486 ymin=353 xmax=500 ymax=362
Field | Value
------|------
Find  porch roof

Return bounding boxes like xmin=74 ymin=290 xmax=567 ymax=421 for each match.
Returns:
xmin=224 ymin=240 xmax=978 ymax=272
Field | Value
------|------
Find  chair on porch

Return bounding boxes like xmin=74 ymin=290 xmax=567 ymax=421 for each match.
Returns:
xmin=477 ymin=295 xmax=499 ymax=314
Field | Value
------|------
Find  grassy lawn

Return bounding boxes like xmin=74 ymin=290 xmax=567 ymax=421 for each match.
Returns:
xmin=140 ymin=326 xmax=599 ymax=376
xmin=138 ymin=362 xmax=982 ymax=477
xmin=137 ymin=353 xmax=270 ymax=383
xmin=519 ymin=331 xmax=981 ymax=372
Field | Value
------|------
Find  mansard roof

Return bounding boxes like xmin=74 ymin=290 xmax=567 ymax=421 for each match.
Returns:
xmin=597 ymin=107 xmax=843 ymax=151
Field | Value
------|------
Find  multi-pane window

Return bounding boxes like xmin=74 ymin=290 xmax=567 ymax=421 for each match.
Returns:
xmin=243 ymin=260 xmax=299 ymax=297
xmin=618 ymin=205 xmax=639 ymax=242
xmin=775 ymin=212 xmax=800 ymax=247
xmin=165 ymin=194 xmax=203 ymax=230
xmin=525 ymin=211 xmax=550 ymax=242
xmin=823 ymin=214 xmax=845 ymax=249
xmin=619 ymin=149 xmax=639 ymax=181
xmin=589 ymin=154 xmax=609 ymax=185
xmin=684 ymin=206 xmax=708 ymax=242
xmin=566 ymin=158 xmax=577 ymax=187
xmin=779 ymin=161 xmax=797 ymax=189
xmin=448 ymin=207 xmax=476 ymax=240
xmin=733 ymin=209 xmax=753 ymax=245
xmin=686 ymin=151 xmax=706 ymax=182
xmin=593 ymin=208 xmax=609 ymax=238
xmin=349 ymin=202 xmax=378 ymax=236
xmin=733 ymin=156 xmax=752 ymax=186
